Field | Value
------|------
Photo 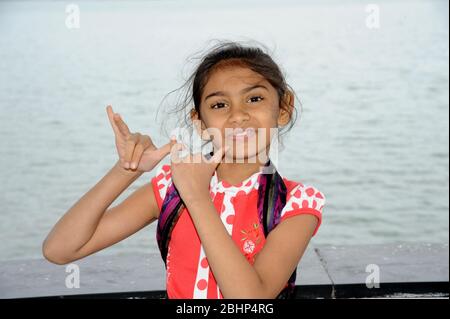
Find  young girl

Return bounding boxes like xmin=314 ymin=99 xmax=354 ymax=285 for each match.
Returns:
xmin=43 ymin=41 xmax=326 ymax=299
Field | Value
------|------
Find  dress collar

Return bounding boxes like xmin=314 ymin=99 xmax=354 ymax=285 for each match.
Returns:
xmin=209 ymin=168 xmax=262 ymax=194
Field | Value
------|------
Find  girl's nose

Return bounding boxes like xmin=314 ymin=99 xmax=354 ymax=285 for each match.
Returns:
xmin=228 ymin=106 xmax=250 ymax=125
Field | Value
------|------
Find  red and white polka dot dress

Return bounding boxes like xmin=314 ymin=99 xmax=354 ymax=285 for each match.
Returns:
xmin=151 ymin=164 xmax=326 ymax=299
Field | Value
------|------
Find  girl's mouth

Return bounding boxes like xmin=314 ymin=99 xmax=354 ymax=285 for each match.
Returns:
xmin=227 ymin=128 xmax=257 ymax=141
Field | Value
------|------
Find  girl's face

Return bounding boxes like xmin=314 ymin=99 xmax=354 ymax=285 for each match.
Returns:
xmin=192 ymin=66 xmax=292 ymax=161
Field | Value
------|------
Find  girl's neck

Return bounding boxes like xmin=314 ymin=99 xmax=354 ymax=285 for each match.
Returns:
xmin=215 ymin=156 xmax=268 ymax=186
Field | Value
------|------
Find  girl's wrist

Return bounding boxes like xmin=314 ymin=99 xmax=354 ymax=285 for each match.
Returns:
xmin=181 ymin=191 xmax=211 ymax=207
xmin=113 ymin=160 xmax=144 ymax=178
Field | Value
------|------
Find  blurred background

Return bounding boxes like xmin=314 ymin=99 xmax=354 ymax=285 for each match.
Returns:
xmin=0 ymin=0 xmax=448 ymax=262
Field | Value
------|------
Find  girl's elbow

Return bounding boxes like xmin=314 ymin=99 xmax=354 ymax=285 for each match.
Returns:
xmin=42 ymin=240 xmax=73 ymax=265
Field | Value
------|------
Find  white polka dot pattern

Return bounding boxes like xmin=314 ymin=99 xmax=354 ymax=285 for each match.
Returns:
xmin=280 ymin=183 xmax=326 ymax=228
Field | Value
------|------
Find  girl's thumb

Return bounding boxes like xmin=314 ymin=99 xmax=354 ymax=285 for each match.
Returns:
xmin=150 ymin=138 xmax=177 ymax=162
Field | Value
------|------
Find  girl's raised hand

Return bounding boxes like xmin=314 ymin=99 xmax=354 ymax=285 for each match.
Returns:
xmin=106 ymin=105 xmax=174 ymax=172
xmin=169 ymin=142 xmax=229 ymax=203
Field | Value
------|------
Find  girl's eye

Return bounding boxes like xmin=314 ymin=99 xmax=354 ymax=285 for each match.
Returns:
xmin=210 ymin=96 xmax=264 ymax=109
xmin=248 ymin=96 xmax=264 ymax=103
xmin=210 ymin=102 xmax=227 ymax=109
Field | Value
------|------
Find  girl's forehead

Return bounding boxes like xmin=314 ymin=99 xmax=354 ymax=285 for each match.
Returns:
xmin=207 ymin=66 xmax=264 ymax=85
xmin=203 ymin=66 xmax=274 ymax=95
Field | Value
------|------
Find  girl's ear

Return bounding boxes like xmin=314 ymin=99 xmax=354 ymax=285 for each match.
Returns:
xmin=190 ymin=108 xmax=210 ymax=140
xmin=190 ymin=108 xmax=198 ymax=121
xmin=278 ymin=90 xmax=294 ymax=127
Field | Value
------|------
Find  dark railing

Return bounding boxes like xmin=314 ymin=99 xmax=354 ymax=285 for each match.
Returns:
xmin=1 ymin=243 xmax=448 ymax=299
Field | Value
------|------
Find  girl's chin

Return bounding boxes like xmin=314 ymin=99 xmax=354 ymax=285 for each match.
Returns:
xmin=223 ymin=149 xmax=269 ymax=163
xmin=212 ymin=139 xmax=270 ymax=161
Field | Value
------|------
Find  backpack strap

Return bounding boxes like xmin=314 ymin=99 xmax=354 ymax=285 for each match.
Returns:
xmin=257 ymin=160 xmax=296 ymax=299
xmin=156 ymin=181 xmax=184 ymax=266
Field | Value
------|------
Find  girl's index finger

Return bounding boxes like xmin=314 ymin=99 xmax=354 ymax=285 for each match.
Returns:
xmin=106 ymin=105 xmax=122 ymax=137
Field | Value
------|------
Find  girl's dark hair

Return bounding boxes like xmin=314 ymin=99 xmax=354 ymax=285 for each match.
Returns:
xmin=157 ymin=39 xmax=301 ymax=151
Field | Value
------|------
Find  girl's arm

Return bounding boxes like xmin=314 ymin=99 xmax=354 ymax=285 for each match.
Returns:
xmin=42 ymin=105 xmax=173 ymax=265
xmin=42 ymin=160 xmax=158 ymax=265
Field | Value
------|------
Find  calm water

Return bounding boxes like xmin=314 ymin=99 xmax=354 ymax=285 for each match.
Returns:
xmin=0 ymin=0 xmax=448 ymax=261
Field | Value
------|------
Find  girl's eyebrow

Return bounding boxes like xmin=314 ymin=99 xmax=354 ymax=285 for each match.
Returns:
xmin=204 ymin=84 xmax=268 ymax=102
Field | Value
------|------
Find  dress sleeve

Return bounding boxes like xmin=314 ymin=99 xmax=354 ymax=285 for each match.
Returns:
xmin=150 ymin=164 xmax=172 ymax=211
xmin=280 ymin=183 xmax=326 ymax=237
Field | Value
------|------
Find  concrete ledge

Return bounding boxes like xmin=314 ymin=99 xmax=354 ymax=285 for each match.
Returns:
xmin=0 ymin=243 xmax=448 ymax=299
xmin=312 ymin=243 xmax=449 ymax=298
